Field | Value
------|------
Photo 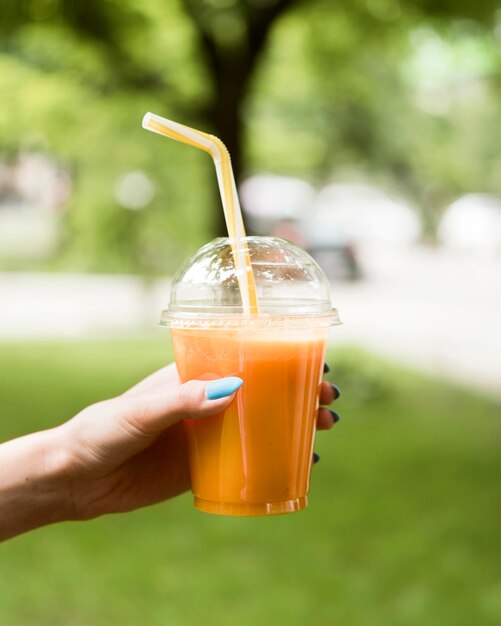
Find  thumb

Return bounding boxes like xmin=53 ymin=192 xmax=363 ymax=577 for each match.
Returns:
xmin=122 ymin=376 xmax=244 ymax=437
xmin=68 ymin=377 xmax=244 ymax=466
xmin=169 ymin=376 xmax=244 ymax=421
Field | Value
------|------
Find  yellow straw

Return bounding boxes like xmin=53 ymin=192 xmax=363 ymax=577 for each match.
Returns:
xmin=142 ymin=112 xmax=258 ymax=313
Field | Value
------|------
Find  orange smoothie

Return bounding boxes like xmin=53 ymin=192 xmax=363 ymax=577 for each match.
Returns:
xmin=171 ymin=327 xmax=327 ymax=516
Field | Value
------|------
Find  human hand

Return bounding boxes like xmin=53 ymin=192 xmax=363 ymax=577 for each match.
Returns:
xmin=59 ymin=363 xmax=341 ymax=521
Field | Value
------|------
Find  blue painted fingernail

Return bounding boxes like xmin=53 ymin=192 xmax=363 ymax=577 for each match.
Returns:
xmin=313 ymin=452 xmax=320 ymax=464
xmin=206 ymin=377 xmax=243 ymax=400
xmin=329 ymin=410 xmax=341 ymax=424
xmin=323 ymin=362 xmax=330 ymax=374
xmin=331 ymin=384 xmax=341 ymax=399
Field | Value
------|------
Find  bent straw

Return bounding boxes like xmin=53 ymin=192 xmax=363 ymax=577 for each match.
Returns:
xmin=142 ymin=112 xmax=258 ymax=313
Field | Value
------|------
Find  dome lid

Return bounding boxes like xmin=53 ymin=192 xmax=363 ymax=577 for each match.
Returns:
xmin=162 ymin=236 xmax=340 ymax=329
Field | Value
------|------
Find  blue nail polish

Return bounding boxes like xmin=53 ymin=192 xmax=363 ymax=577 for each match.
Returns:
xmin=329 ymin=410 xmax=341 ymax=424
xmin=331 ymin=383 xmax=341 ymax=399
xmin=206 ymin=377 xmax=243 ymax=400
xmin=313 ymin=452 xmax=320 ymax=464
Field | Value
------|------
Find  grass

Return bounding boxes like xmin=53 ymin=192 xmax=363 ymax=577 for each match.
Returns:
xmin=0 ymin=338 xmax=499 ymax=626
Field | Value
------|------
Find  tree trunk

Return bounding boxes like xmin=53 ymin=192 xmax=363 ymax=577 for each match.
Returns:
xmin=183 ymin=0 xmax=302 ymax=237
xmin=206 ymin=71 xmax=247 ymax=236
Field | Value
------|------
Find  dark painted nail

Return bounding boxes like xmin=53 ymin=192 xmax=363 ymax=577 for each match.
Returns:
xmin=329 ymin=410 xmax=341 ymax=424
xmin=313 ymin=452 xmax=320 ymax=464
xmin=323 ymin=362 xmax=330 ymax=374
xmin=331 ymin=383 xmax=341 ymax=399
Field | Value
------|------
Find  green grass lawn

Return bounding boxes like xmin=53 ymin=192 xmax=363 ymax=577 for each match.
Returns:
xmin=0 ymin=338 xmax=499 ymax=626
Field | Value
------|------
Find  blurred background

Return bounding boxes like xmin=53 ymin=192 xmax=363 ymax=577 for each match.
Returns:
xmin=0 ymin=1 xmax=500 ymax=625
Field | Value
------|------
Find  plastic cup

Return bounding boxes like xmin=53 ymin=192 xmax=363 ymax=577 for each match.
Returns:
xmin=162 ymin=236 xmax=340 ymax=516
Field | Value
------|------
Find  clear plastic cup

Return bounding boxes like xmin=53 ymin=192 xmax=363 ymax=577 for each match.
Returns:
xmin=162 ymin=236 xmax=340 ymax=516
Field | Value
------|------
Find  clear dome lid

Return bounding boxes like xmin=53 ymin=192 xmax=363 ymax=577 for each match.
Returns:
xmin=162 ymin=236 xmax=340 ymax=329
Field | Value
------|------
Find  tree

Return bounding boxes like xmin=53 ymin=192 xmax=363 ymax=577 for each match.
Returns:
xmin=2 ymin=0 xmax=305 ymax=235
xmin=1 ymin=0 xmax=499 ymax=254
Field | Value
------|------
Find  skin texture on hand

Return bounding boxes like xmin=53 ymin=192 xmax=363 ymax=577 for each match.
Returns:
xmin=0 ymin=363 xmax=339 ymax=540
xmin=61 ymin=365 xmax=238 ymax=520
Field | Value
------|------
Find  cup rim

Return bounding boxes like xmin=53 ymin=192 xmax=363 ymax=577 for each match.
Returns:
xmin=160 ymin=307 xmax=341 ymax=329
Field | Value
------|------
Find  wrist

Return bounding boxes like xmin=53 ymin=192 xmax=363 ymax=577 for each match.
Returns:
xmin=0 ymin=427 xmax=75 ymax=541
xmin=39 ymin=426 xmax=78 ymax=523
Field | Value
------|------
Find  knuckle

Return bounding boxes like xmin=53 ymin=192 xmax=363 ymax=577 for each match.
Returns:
xmin=119 ymin=398 xmax=155 ymax=440
xmin=177 ymin=381 xmax=202 ymax=413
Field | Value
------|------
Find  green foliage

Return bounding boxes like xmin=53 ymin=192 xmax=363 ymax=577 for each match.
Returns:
xmin=0 ymin=1 xmax=214 ymax=273
xmin=0 ymin=339 xmax=499 ymax=625
xmin=0 ymin=0 xmax=500 ymax=269
xmin=248 ymin=3 xmax=501 ymax=234
xmin=0 ymin=47 xmax=213 ymax=273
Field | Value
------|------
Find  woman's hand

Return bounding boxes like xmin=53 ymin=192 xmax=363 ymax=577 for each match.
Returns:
xmin=0 ymin=363 xmax=341 ymax=541
xmin=60 ymin=365 xmax=241 ymax=520
xmin=61 ymin=363 xmax=341 ymax=521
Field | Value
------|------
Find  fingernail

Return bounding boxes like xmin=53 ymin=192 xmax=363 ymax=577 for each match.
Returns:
xmin=206 ymin=377 xmax=243 ymax=400
xmin=331 ymin=383 xmax=341 ymax=399
xmin=329 ymin=410 xmax=341 ymax=424
xmin=313 ymin=452 xmax=320 ymax=464
xmin=323 ymin=362 xmax=330 ymax=374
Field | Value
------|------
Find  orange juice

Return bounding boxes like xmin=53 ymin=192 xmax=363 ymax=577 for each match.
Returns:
xmin=171 ymin=327 xmax=327 ymax=516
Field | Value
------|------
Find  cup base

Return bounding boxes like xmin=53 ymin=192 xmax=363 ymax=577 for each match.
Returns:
xmin=193 ymin=496 xmax=308 ymax=517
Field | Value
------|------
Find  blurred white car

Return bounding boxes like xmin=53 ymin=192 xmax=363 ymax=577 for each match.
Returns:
xmin=241 ymin=175 xmax=423 ymax=281
xmin=299 ymin=219 xmax=360 ymax=281
xmin=270 ymin=217 xmax=360 ymax=281
xmin=241 ymin=174 xmax=361 ymax=280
